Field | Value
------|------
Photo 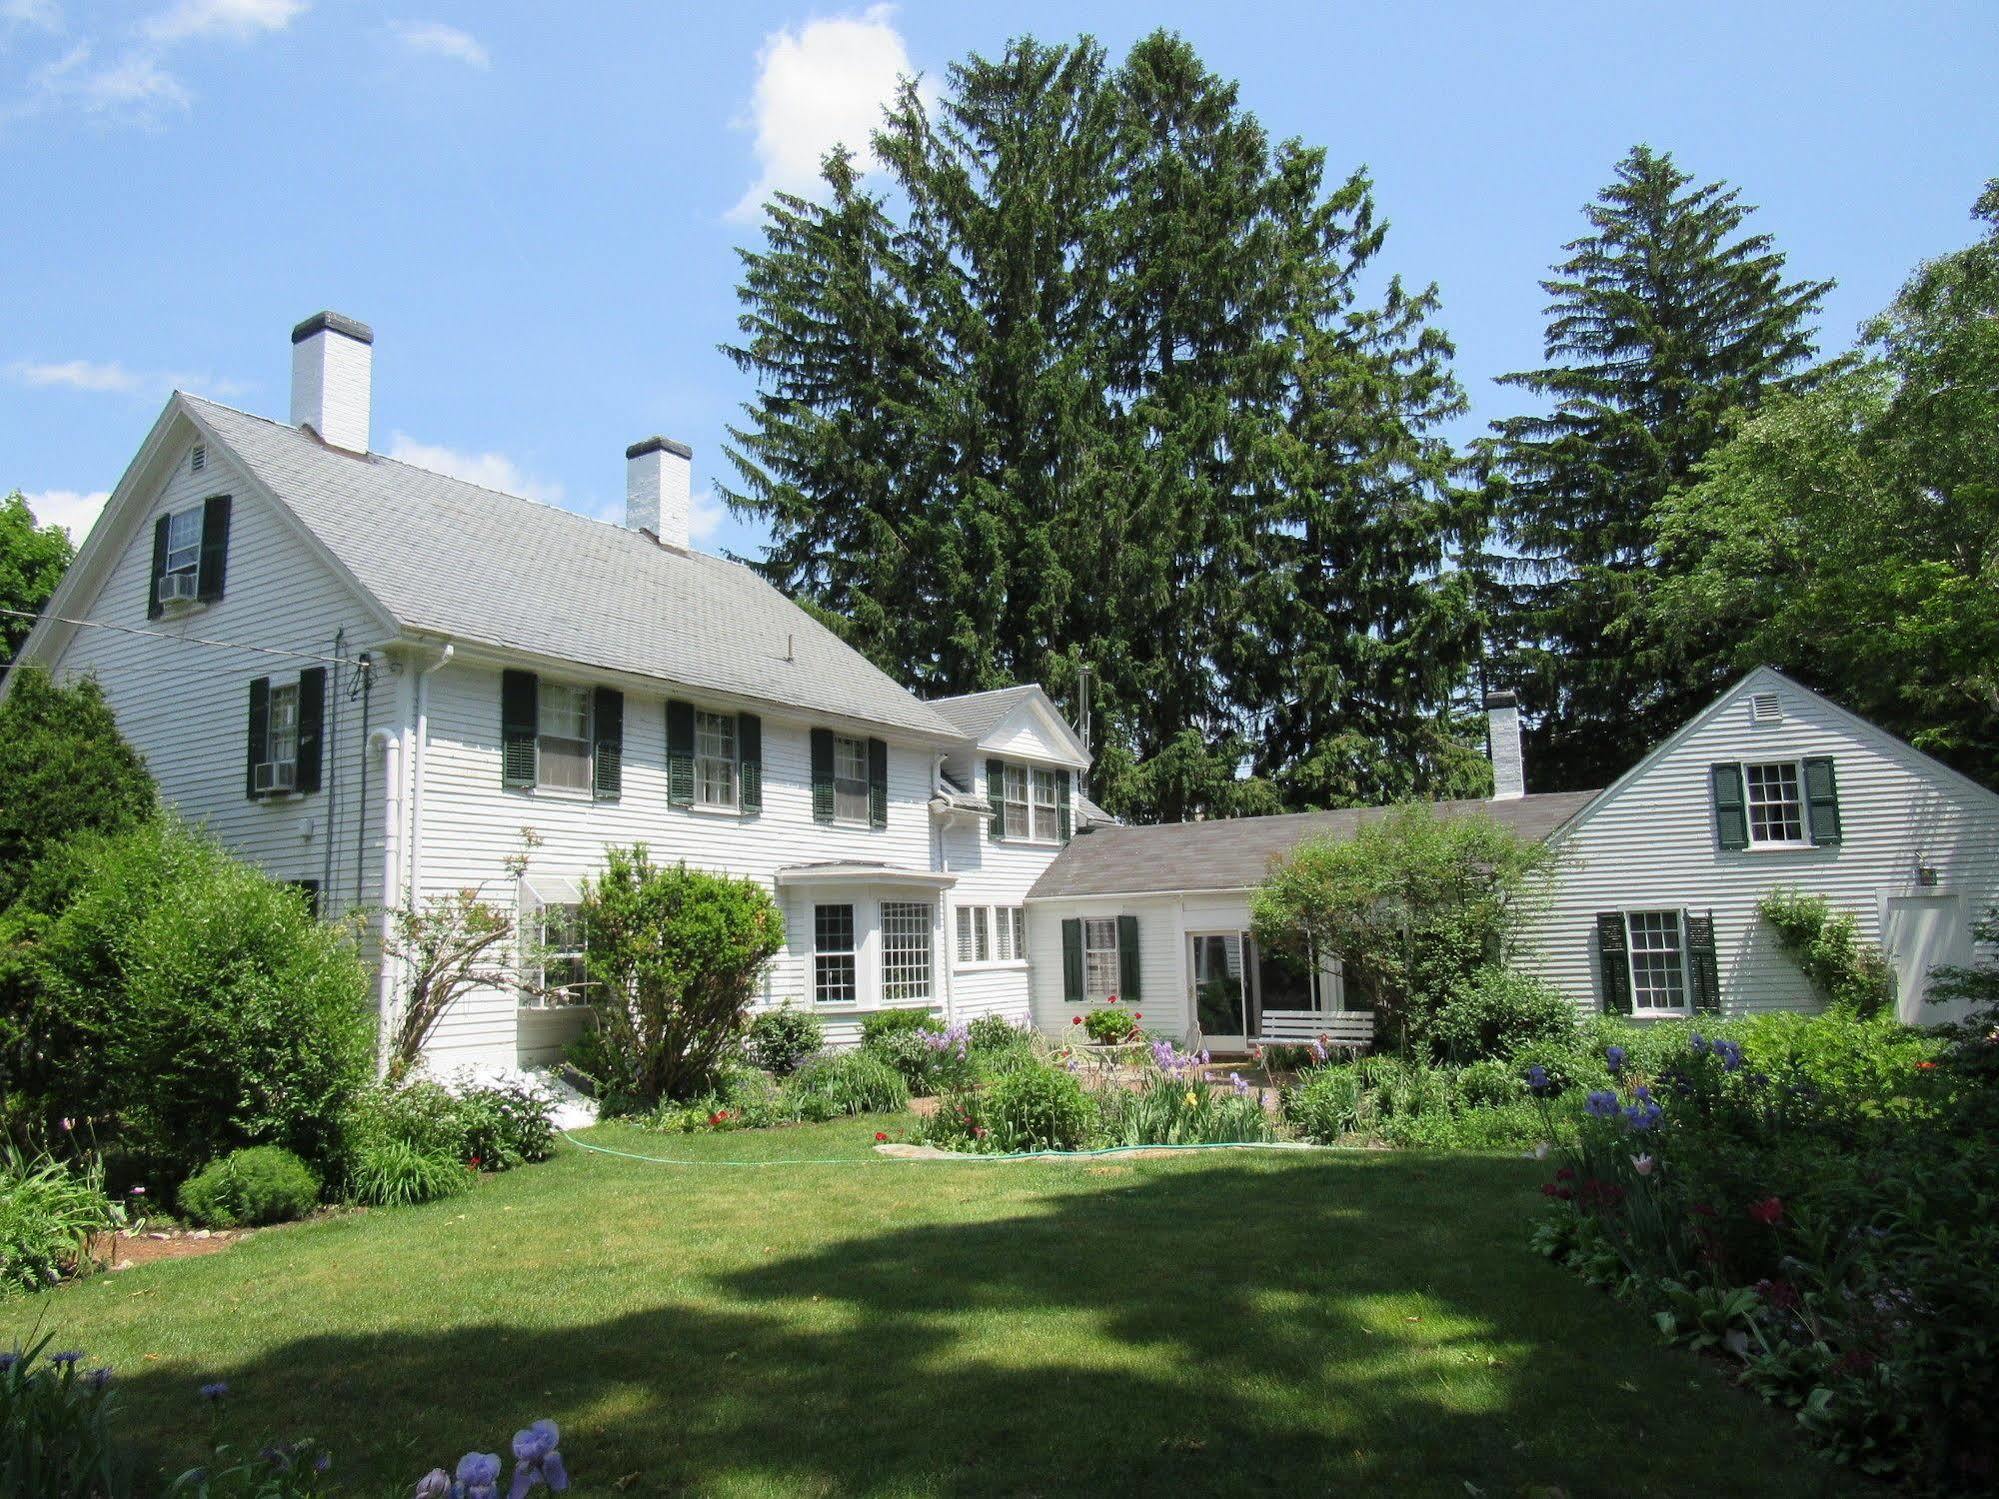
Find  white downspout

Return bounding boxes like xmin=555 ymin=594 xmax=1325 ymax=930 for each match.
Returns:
xmin=369 ymin=726 xmax=402 ymax=1076
xmin=932 ymin=751 xmax=957 ymax=1027
xmin=407 ymin=643 xmax=455 ymax=913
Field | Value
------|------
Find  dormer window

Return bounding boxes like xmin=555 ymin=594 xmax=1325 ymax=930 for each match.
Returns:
xmin=988 ymin=759 xmax=1071 ymax=844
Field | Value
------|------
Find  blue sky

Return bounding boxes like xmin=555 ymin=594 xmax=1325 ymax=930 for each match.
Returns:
xmin=5 ymin=1 xmax=1996 ymax=560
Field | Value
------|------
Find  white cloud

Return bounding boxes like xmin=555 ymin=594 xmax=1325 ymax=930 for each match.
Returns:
xmin=688 ymin=486 xmax=723 ymax=543
xmin=24 ymin=487 xmax=109 ymax=541
xmin=9 ymin=357 xmax=141 ymax=391
xmin=387 ymin=432 xmax=565 ymax=505
xmin=388 ymin=19 xmax=487 ymax=69
xmin=728 ymin=3 xmax=914 ymax=222
xmin=2 ymin=1 xmax=63 ymax=33
xmin=11 ymin=42 xmax=190 ymax=124
xmin=142 ymin=0 xmax=305 ymax=44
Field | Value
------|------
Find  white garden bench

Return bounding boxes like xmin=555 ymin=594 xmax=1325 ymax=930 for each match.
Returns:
xmin=1250 ymin=1010 xmax=1375 ymax=1055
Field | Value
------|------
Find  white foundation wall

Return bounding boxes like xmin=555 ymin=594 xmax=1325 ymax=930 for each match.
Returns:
xmin=410 ymin=658 xmax=949 ymax=1068
xmin=1516 ymin=676 xmax=1999 ymax=1021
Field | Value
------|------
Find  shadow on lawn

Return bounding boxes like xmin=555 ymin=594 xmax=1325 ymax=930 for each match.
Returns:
xmin=96 ymin=1153 xmax=1822 ymax=1497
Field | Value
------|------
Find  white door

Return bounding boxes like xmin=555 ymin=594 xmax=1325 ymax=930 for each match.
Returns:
xmin=1884 ymin=894 xmax=1973 ymax=1025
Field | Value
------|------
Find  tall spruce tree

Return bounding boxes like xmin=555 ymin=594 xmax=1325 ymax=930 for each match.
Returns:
xmin=1482 ymin=145 xmax=1831 ymax=790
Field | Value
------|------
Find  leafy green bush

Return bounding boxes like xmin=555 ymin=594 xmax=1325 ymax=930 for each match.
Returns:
xmin=859 ymin=1008 xmax=940 ymax=1044
xmin=862 ymin=1027 xmax=943 ymax=1094
xmin=966 ymin=1013 xmax=1028 ymax=1051
xmin=1081 ymin=1007 xmax=1140 ymax=1044
xmin=1283 ymin=1064 xmax=1373 ymax=1143
xmin=0 ymin=1149 xmax=119 ymax=1294
xmin=744 ymin=1005 xmax=825 ymax=1075
xmin=1759 ymin=888 xmax=1896 ymax=1017
xmin=344 ymin=1080 xmax=556 ymax=1174
xmin=3 ymin=817 xmax=372 ymax=1179
xmin=644 ymin=1061 xmax=787 ymax=1132
xmin=580 ymin=847 xmax=785 ymax=1102
xmin=1095 ymin=1072 xmax=1275 ymax=1147
xmin=562 ymin=1021 xmax=641 ymax=1107
xmin=1454 ymin=1058 xmax=1524 ymax=1109
xmin=347 ymin=1138 xmax=469 ymax=1208
xmin=981 ymin=1064 xmax=1091 ymax=1151
xmin=785 ymin=1051 xmax=909 ymax=1116
xmin=1423 ymin=966 xmax=1575 ymax=1062
xmin=1384 ymin=1100 xmax=1548 ymax=1149
xmin=176 ymin=1146 xmax=320 ymax=1229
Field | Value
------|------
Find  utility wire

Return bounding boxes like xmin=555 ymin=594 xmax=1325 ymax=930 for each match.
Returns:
xmin=0 ymin=606 xmax=375 ymax=671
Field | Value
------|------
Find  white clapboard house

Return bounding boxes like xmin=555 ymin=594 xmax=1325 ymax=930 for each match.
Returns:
xmin=8 ymin=313 xmax=1100 ymax=1071
xmin=1024 ymin=674 xmax=1999 ymax=1046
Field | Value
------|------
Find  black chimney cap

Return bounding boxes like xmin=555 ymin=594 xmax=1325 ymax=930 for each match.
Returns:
xmin=291 ymin=311 xmax=374 ymax=346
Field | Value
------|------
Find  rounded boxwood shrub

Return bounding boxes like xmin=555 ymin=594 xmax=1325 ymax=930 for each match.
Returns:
xmin=177 ymin=1146 xmax=321 ymax=1228
xmin=982 ymin=1065 xmax=1091 ymax=1152
xmin=745 ymin=1005 xmax=825 ymax=1076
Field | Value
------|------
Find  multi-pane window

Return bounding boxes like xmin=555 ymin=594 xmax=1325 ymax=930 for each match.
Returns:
xmin=994 ymin=906 xmax=1014 ymax=962
xmin=956 ymin=907 xmax=978 ymax=963
xmin=834 ymin=735 xmax=869 ymax=822
xmin=1032 ymin=769 xmax=1059 ymax=841
xmin=1744 ymin=762 xmax=1805 ymax=845
xmin=537 ymin=682 xmax=592 ymax=791
xmin=1010 ymin=907 xmax=1027 ymax=960
xmin=956 ymin=906 xmax=1026 ymax=966
xmin=1626 ymin=910 xmax=1688 ymax=1012
xmin=266 ymin=682 xmax=300 ymax=774
xmin=695 ymin=710 xmax=737 ymax=807
xmin=881 ymin=901 xmax=933 ymax=1003
xmin=1003 ymin=764 xmax=1030 ymax=837
xmin=1084 ymin=917 xmax=1120 ymax=1001
xmin=164 ymin=505 xmax=202 ymax=579
xmin=540 ymin=904 xmax=588 ymax=1005
xmin=814 ymin=903 xmax=856 ymax=1004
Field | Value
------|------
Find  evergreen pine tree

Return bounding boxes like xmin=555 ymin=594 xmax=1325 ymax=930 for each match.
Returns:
xmin=1484 ymin=145 xmax=1831 ymax=790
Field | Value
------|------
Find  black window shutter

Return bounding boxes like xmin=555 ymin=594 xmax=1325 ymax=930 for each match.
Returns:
xmin=666 ymin=699 xmax=695 ymax=807
xmin=593 ymin=687 xmax=624 ymax=802
xmin=1061 ymin=918 xmax=1084 ymax=1004
xmin=986 ymin=757 xmax=1006 ymax=841
xmin=1596 ymin=912 xmax=1633 ymax=1014
xmin=739 ymin=713 xmax=763 ymax=812
xmin=246 ymin=676 xmax=271 ymax=799
xmin=1117 ymin=913 xmax=1141 ymax=1001
xmin=810 ymin=728 xmax=835 ymax=824
xmin=867 ymin=737 xmax=888 ymax=828
xmin=196 ymin=495 xmax=231 ymax=602
xmin=1803 ymin=758 xmax=1841 ymax=846
xmin=501 ymin=669 xmax=538 ymax=790
xmin=288 ymin=880 xmax=322 ymax=918
xmin=1685 ymin=912 xmax=1721 ymax=1012
xmin=295 ymin=666 xmax=326 ymax=793
xmin=1057 ymin=769 xmax=1073 ymax=844
xmin=147 ymin=515 xmax=169 ymax=619
xmin=1711 ymin=763 xmax=1749 ymax=850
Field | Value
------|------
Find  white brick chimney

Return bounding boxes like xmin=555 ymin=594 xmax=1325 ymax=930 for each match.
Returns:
xmin=290 ymin=312 xmax=373 ymax=453
xmin=1485 ymin=690 xmax=1525 ymax=800
xmin=625 ymin=435 xmax=693 ymax=549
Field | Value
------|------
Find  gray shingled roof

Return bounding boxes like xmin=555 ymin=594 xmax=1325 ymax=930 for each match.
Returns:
xmin=925 ymin=684 xmax=1045 ymax=741
xmin=1027 ymin=791 xmax=1600 ymax=899
xmin=184 ymin=396 xmax=959 ymax=738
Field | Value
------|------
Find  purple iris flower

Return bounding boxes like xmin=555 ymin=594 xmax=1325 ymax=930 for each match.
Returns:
xmin=1525 ymin=1065 xmax=1550 ymax=1095
xmin=414 ymin=1469 xmax=452 ymax=1499
xmin=455 ymin=1452 xmax=503 ymax=1499
xmin=199 ymin=1380 xmax=229 ymax=1402
xmin=1713 ymin=1039 xmax=1744 ymax=1073
xmin=1604 ymin=1045 xmax=1626 ymax=1075
xmin=50 ymin=1350 xmax=83 ymax=1367
xmin=1689 ymin=1033 xmax=1709 ymax=1056
xmin=85 ymin=1367 xmax=113 ymax=1391
xmin=508 ymin=1421 xmax=568 ymax=1499
xmin=1583 ymin=1090 xmax=1620 ymax=1119
xmin=1623 ymin=1100 xmax=1664 ymax=1133
xmin=0 ymin=1352 xmax=17 ymax=1374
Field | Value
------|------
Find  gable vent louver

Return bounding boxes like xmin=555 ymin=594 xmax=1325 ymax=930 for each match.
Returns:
xmin=190 ymin=443 xmax=206 ymax=474
xmin=1749 ymin=691 xmax=1782 ymax=725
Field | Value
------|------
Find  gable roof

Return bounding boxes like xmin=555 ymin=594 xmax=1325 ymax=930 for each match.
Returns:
xmin=178 ymin=396 xmax=959 ymax=739
xmin=1027 ymin=791 xmax=1599 ymax=900
xmin=926 ymin=683 xmax=1091 ymax=764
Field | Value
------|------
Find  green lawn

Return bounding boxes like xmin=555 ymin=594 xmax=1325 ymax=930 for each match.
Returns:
xmin=7 ymin=1120 xmax=1855 ymax=1497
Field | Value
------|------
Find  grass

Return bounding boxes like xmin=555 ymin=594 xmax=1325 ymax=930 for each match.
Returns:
xmin=5 ymin=1119 xmax=1859 ymax=1497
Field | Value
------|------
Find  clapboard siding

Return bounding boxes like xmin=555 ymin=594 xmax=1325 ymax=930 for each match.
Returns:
xmin=1518 ymin=674 xmax=1999 ymax=1017
xmin=35 ymin=431 xmax=390 ymax=921
xmin=1028 ymin=895 xmax=1191 ymax=1043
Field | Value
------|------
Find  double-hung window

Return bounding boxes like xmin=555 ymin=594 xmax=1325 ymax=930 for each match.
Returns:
xmin=814 ymin=903 xmax=856 ymax=1005
xmin=834 ymin=736 xmax=870 ymax=823
xmin=1083 ymin=917 xmax=1120 ymax=1002
xmin=881 ymin=901 xmax=933 ymax=1003
xmin=1744 ymin=762 xmax=1806 ymax=846
xmin=995 ymin=905 xmax=1025 ymax=961
xmin=955 ymin=907 xmax=990 ymax=964
xmin=536 ymin=683 xmax=592 ymax=791
xmin=266 ymin=682 xmax=300 ymax=780
xmin=1003 ymin=765 xmax=1031 ymax=837
xmin=956 ymin=906 xmax=1027 ymax=966
xmin=1031 ymin=769 xmax=1059 ymax=842
xmin=695 ymin=710 xmax=738 ymax=808
xmin=1625 ymin=910 xmax=1689 ymax=1014
xmin=164 ymin=506 xmax=202 ymax=583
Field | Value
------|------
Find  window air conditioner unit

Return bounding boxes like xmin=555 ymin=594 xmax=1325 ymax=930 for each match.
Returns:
xmin=158 ymin=572 xmax=200 ymax=604
xmin=254 ymin=761 xmax=297 ymax=794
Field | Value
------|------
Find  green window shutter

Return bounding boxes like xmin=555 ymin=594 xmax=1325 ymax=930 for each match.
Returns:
xmin=196 ymin=495 xmax=231 ymax=602
xmin=501 ymin=670 xmax=538 ymax=790
xmin=1803 ymin=757 xmax=1842 ymax=845
xmin=1117 ymin=914 xmax=1141 ymax=1001
xmin=867 ymin=737 xmax=888 ymax=829
xmin=810 ymin=728 xmax=836 ymax=824
xmin=1711 ymin=763 xmax=1749 ymax=850
xmin=1057 ymin=769 xmax=1072 ymax=844
xmin=593 ymin=687 xmax=624 ymax=802
xmin=986 ymin=758 xmax=1006 ymax=841
xmin=245 ymin=676 xmax=270 ymax=799
xmin=1685 ymin=912 xmax=1721 ymax=1012
xmin=1596 ymin=912 xmax=1633 ymax=1014
xmin=738 ymin=713 xmax=763 ymax=812
xmin=1061 ymin=918 xmax=1084 ymax=1004
xmin=295 ymin=667 xmax=326 ymax=794
xmin=666 ymin=699 xmax=695 ymax=807
xmin=147 ymin=515 xmax=169 ymax=619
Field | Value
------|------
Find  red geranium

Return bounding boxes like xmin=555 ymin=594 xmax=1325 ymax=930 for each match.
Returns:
xmin=1107 ymin=994 xmax=1119 ymax=1004
xmin=874 ymin=1131 xmax=888 ymax=1142
xmin=1554 ymin=1166 xmax=1576 ymax=1182
xmin=1071 ymin=1016 xmax=1083 ymax=1025
xmin=1747 ymin=1195 xmax=1784 ymax=1225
